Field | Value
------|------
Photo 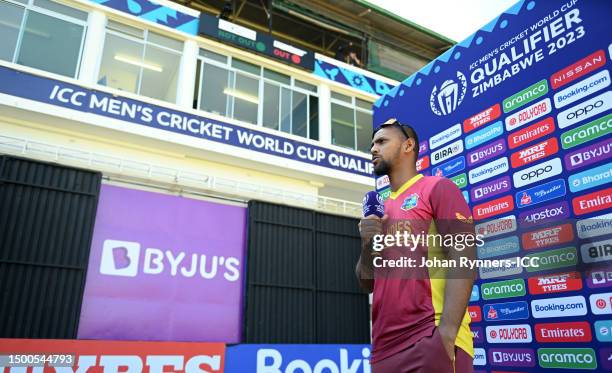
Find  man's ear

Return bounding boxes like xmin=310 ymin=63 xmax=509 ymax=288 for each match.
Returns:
xmin=403 ymin=138 xmax=414 ymax=153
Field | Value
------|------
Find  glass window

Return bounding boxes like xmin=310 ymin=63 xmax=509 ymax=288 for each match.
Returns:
xmin=263 ymin=82 xmax=280 ymax=130
xmin=309 ymin=96 xmax=319 ymax=140
xmin=264 ymin=68 xmax=290 ymax=85
xmin=295 ymin=80 xmax=317 ymax=93
xmin=232 ymin=72 xmax=259 ymax=125
xmin=140 ymin=44 xmax=180 ymax=102
xmin=107 ymin=19 xmax=143 ymax=38
xmin=331 ymin=95 xmax=373 ymax=153
xmin=331 ymin=91 xmax=351 ymax=103
xmin=356 ymin=110 xmax=373 ymax=153
xmin=331 ymin=103 xmax=355 ymax=149
xmin=200 ymin=63 xmax=230 ymax=116
xmin=199 ymin=48 xmax=227 ymax=64
xmin=280 ymin=87 xmax=291 ymax=133
xmin=148 ymin=31 xmax=182 ymax=51
xmin=356 ymin=98 xmax=372 ymax=110
xmin=98 ymin=33 xmax=143 ymax=93
xmin=0 ymin=1 xmax=25 ymax=62
xmin=232 ymin=58 xmax=259 ymax=75
xmin=33 ymin=0 xmax=87 ymax=20
xmin=292 ymin=91 xmax=308 ymax=138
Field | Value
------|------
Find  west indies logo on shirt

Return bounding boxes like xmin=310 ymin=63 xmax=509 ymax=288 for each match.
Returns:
xmin=401 ymin=193 xmax=419 ymax=211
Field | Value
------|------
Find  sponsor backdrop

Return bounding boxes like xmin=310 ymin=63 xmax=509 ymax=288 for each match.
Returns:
xmin=374 ymin=0 xmax=611 ymax=371
xmin=78 ymin=185 xmax=246 ymax=343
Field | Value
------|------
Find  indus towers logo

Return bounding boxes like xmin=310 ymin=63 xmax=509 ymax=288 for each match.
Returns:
xmin=430 ymin=71 xmax=467 ymax=116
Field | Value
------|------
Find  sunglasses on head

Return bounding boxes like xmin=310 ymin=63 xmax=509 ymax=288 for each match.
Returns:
xmin=376 ymin=118 xmax=413 ymax=140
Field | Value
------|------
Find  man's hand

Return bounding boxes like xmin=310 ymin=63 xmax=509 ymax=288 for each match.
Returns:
xmin=358 ymin=214 xmax=388 ymax=244
xmin=438 ymin=323 xmax=457 ymax=361
xmin=355 ymin=214 xmax=387 ymax=293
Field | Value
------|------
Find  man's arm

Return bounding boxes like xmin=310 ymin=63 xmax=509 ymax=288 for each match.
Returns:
xmin=356 ymin=214 xmax=387 ymax=293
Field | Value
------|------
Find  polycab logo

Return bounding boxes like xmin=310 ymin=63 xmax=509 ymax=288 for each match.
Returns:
xmin=505 ymin=98 xmax=551 ymax=132
xmin=468 ymin=305 xmax=482 ymax=322
xmin=580 ymin=237 xmax=612 ymax=264
xmin=519 ymin=201 xmax=569 ymax=228
xmin=531 ymin=295 xmax=587 ymax=318
xmin=572 ymin=187 xmax=612 ymax=215
xmin=590 ymin=292 xmax=612 ymax=315
xmin=515 ymin=178 xmax=566 ymax=209
xmin=557 ymin=91 xmax=612 ymax=129
xmin=550 ymin=49 xmax=607 ymax=89
xmin=100 ymin=240 xmax=141 ymax=277
xmin=508 ymin=117 xmax=555 ymax=149
xmin=483 ymin=301 xmax=529 ymax=322
xmin=429 ymin=123 xmax=462 ymax=150
xmin=473 ymin=195 xmax=514 ymax=220
xmin=510 ymin=138 xmax=559 ymax=168
xmin=534 ymin=321 xmax=592 ymax=343
xmin=564 ymin=138 xmax=612 ymax=171
xmin=431 ymin=139 xmax=464 ymax=165
xmin=468 ymin=138 xmax=506 ymax=167
xmin=528 ymin=271 xmax=583 ymax=295
xmin=587 ymin=269 xmax=612 ymax=289
xmin=470 ymin=176 xmax=511 ymax=203
xmin=488 ymin=348 xmax=535 ymax=367
xmin=512 ymin=157 xmax=562 ymax=189
xmin=416 ymin=155 xmax=430 ymax=171
xmin=476 ymin=215 xmax=516 ymax=239
xmin=522 ymin=223 xmax=574 ymax=251
xmin=554 ymin=69 xmax=611 ymax=109
xmin=463 ymin=103 xmax=502 ymax=133
xmin=486 ymin=324 xmax=532 ymax=343
xmin=430 ymin=71 xmax=467 ymax=116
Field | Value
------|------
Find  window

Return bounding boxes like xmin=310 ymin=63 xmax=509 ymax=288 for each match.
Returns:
xmin=194 ymin=49 xmax=319 ymax=140
xmin=0 ymin=0 xmax=87 ymax=78
xmin=331 ymin=95 xmax=373 ymax=153
xmin=97 ymin=20 xmax=182 ymax=103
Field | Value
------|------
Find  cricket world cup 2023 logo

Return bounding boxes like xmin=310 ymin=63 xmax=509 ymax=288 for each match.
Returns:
xmin=430 ymin=71 xmax=468 ymax=116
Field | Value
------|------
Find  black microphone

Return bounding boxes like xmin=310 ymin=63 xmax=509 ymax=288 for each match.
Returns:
xmin=362 ymin=191 xmax=384 ymax=218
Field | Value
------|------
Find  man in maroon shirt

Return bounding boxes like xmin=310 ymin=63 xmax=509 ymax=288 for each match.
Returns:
xmin=357 ymin=119 xmax=476 ymax=373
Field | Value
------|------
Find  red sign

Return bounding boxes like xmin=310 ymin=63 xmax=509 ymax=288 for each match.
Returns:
xmin=416 ymin=155 xmax=430 ymax=171
xmin=534 ymin=321 xmax=592 ymax=343
xmin=473 ymin=195 xmax=514 ymax=220
xmin=463 ymin=104 xmax=501 ymax=133
xmin=508 ymin=117 xmax=555 ymax=149
xmin=468 ymin=305 xmax=482 ymax=322
xmin=522 ymin=223 xmax=574 ymax=250
xmin=0 ymin=339 xmax=225 ymax=373
xmin=550 ymin=50 xmax=607 ymax=89
xmin=572 ymin=187 xmax=612 ymax=215
xmin=510 ymin=137 xmax=559 ymax=168
xmin=528 ymin=271 xmax=583 ymax=295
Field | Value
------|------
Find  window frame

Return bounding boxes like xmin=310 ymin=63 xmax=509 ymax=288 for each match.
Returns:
xmin=330 ymin=92 xmax=373 ymax=153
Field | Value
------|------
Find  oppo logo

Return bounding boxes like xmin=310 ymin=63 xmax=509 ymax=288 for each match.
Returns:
xmin=522 ymin=164 xmax=552 ymax=181
xmin=558 ymin=91 xmax=612 ymax=129
xmin=565 ymin=99 xmax=604 ymax=120
xmin=513 ymin=158 xmax=562 ymax=188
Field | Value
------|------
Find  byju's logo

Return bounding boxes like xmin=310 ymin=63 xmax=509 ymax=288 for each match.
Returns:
xmin=100 ymin=240 xmax=141 ymax=277
xmin=430 ymin=71 xmax=467 ymax=116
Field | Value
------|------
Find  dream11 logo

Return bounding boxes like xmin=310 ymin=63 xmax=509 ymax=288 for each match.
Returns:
xmin=430 ymin=71 xmax=468 ymax=116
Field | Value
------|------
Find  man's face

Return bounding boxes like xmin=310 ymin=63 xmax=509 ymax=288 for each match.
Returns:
xmin=371 ymin=126 xmax=403 ymax=176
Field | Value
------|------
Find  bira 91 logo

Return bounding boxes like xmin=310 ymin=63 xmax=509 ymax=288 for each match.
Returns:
xmin=534 ymin=321 xmax=592 ymax=343
xmin=430 ymin=71 xmax=467 ymax=116
xmin=463 ymin=103 xmax=501 ymax=133
xmin=580 ymin=237 xmax=612 ymax=264
xmin=528 ymin=271 xmax=583 ymax=295
xmin=537 ymin=348 xmax=597 ymax=370
xmin=483 ymin=301 xmax=529 ymax=321
xmin=572 ymin=187 xmax=612 ymax=215
xmin=486 ymin=324 xmax=532 ymax=343
xmin=488 ymin=348 xmax=535 ymax=368
xmin=468 ymin=305 xmax=482 ymax=322
xmin=431 ymin=139 xmax=464 ymax=165
xmin=508 ymin=116 xmax=555 ymax=149
xmin=510 ymin=138 xmax=559 ymax=168
xmin=521 ymin=223 xmax=574 ymax=250
xmin=473 ymin=195 xmax=514 ymax=220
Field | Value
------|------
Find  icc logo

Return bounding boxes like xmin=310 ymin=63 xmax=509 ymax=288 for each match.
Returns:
xmin=430 ymin=71 xmax=467 ymax=116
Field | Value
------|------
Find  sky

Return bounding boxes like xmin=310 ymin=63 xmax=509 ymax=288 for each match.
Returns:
xmin=366 ymin=0 xmax=520 ymax=42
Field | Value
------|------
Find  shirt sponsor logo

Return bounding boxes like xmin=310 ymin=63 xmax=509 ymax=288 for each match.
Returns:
xmin=400 ymin=193 xmax=419 ymax=211
xmin=522 ymin=223 xmax=574 ymax=250
xmin=416 ymin=155 xmax=430 ymax=171
xmin=590 ymin=292 xmax=612 ymax=315
xmin=581 ymin=238 xmax=612 ymax=264
xmin=479 ymin=260 xmax=523 ymax=280
xmin=535 ymin=321 xmax=592 ymax=343
xmin=465 ymin=121 xmax=504 ymax=150
xmin=478 ymin=236 xmax=520 ymax=259
xmin=525 ymin=247 xmax=578 ymax=273
xmin=519 ymin=201 xmax=569 ymax=227
xmin=528 ymin=271 xmax=583 ymax=295
xmin=431 ymin=139 xmax=464 ymax=165
xmin=569 ymin=162 xmax=612 ymax=193
xmin=505 ymin=98 xmax=551 ymax=132
xmin=531 ymin=295 xmax=587 ymax=318
xmin=468 ymin=138 xmax=506 ymax=167
xmin=470 ymin=176 xmax=511 ymax=203
xmin=429 ymin=123 xmax=462 ymax=150
xmin=471 ymin=326 xmax=484 ymax=344
xmin=488 ymin=348 xmax=536 ymax=367
xmin=576 ymin=212 xmax=612 ymax=239
xmin=515 ymin=178 xmax=566 ymax=209
xmin=473 ymin=348 xmax=486 ymax=366
xmin=468 ymin=305 xmax=482 ymax=322
xmin=450 ymin=173 xmax=467 ymax=189
xmin=481 ymin=279 xmax=526 ymax=300
xmin=550 ymin=49 xmax=607 ymax=89
xmin=464 ymin=103 xmax=501 ymax=133
xmin=431 ymin=156 xmax=465 ymax=177
xmin=557 ymin=91 xmax=612 ymax=129
xmin=572 ymin=187 xmax=612 ymax=215
xmin=486 ymin=324 xmax=532 ymax=343
xmin=483 ymin=301 xmax=529 ymax=322
xmin=537 ymin=348 xmax=597 ymax=370
xmin=554 ymin=69 xmax=611 ymax=109
xmin=564 ymin=137 xmax=611 ymax=171
xmin=469 ymin=157 xmax=509 ymax=185
xmin=375 ymin=175 xmax=390 ymax=191
xmin=473 ymin=195 xmax=514 ymax=221
xmin=594 ymin=320 xmax=612 ymax=342
xmin=508 ymin=117 xmax=555 ymax=149
xmin=561 ymin=113 xmax=612 ymax=149
xmin=587 ymin=269 xmax=612 ymax=289
xmin=476 ymin=215 xmax=516 ymax=238
xmin=512 ymin=157 xmax=562 ymax=188
xmin=510 ymin=137 xmax=559 ymax=168
xmin=504 ymin=79 xmax=548 ymax=113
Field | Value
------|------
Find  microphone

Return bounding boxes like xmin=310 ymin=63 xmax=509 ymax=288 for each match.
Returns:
xmin=362 ymin=191 xmax=384 ymax=218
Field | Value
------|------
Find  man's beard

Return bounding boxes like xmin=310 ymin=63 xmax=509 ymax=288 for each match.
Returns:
xmin=374 ymin=158 xmax=391 ymax=176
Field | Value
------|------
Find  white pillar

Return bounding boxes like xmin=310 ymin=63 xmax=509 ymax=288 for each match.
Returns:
xmin=318 ymin=83 xmax=332 ymax=145
xmin=78 ymin=10 xmax=106 ymax=84
xmin=176 ymin=39 xmax=198 ymax=108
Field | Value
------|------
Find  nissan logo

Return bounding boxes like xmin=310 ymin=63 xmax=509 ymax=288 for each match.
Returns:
xmin=521 ymin=165 xmax=552 ymax=180
xmin=566 ymin=100 xmax=604 ymax=120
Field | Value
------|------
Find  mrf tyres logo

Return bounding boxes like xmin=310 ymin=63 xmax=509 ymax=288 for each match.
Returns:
xmin=430 ymin=71 xmax=467 ymax=116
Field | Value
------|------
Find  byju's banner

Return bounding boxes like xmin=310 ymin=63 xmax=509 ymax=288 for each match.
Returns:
xmin=374 ymin=0 xmax=611 ymax=371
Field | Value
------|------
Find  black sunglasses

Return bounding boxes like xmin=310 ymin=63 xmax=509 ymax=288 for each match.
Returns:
xmin=375 ymin=118 xmax=413 ymax=140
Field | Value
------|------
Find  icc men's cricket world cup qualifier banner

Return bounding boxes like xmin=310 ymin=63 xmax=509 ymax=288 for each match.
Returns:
xmin=374 ymin=0 xmax=612 ymax=371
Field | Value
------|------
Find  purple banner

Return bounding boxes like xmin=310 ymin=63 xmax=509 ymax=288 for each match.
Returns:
xmin=78 ymin=185 xmax=246 ymax=342
xmin=470 ymin=176 xmax=511 ymax=203
xmin=518 ymin=201 xmax=570 ymax=228
xmin=488 ymin=348 xmax=536 ymax=367
xmin=471 ymin=326 xmax=484 ymax=344
xmin=467 ymin=138 xmax=507 ymax=167
xmin=564 ymin=137 xmax=612 ymax=171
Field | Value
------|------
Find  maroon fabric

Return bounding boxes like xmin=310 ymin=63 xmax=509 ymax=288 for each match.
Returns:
xmin=371 ymin=327 xmax=474 ymax=373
